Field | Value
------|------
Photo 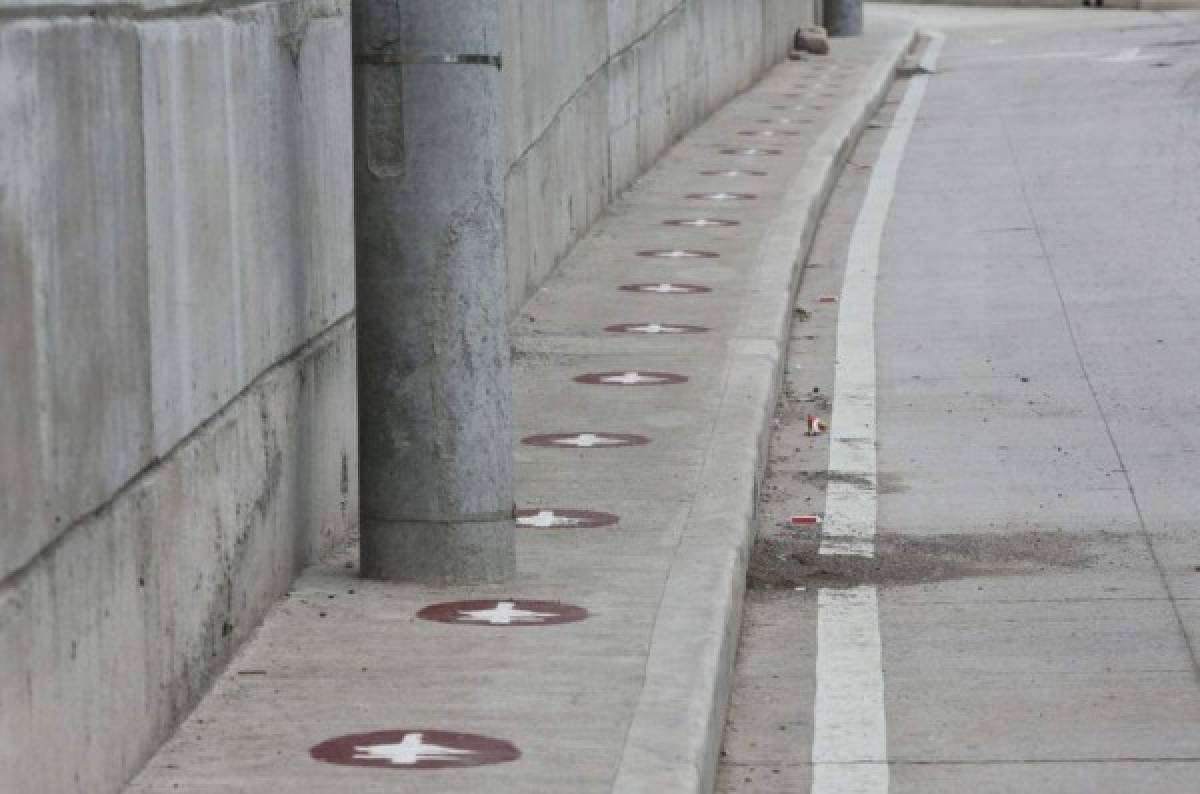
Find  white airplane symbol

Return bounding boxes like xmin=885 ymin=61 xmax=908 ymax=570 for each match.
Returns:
xmin=353 ymin=734 xmax=475 ymax=765
xmin=551 ymin=433 xmax=627 ymax=447
xmin=458 ymin=601 xmax=559 ymax=625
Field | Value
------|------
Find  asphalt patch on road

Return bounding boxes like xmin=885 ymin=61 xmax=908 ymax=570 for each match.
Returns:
xmin=748 ymin=529 xmax=1128 ymax=590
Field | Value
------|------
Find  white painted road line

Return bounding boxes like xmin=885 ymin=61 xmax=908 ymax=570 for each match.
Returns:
xmin=812 ymin=587 xmax=888 ymax=793
xmin=820 ymin=30 xmax=944 ymax=559
xmin=811 ymin=30 xmax=945 ymax=794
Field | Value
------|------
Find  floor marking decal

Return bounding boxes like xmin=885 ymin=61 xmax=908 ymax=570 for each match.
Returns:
xmin=684 ymin=192 xmax=758 ymax=201
xmin=663 ymin=218 xmax=741 ymax=227
xmin=574 ymin=371 xmax=688 ymax=386
xmin=310 ymin=729 xmax=520 ymax=770
xmin=604 ymin=322 xmax=709 ymax=334
xmin=699 ymin=169 xmax=768 ymax=176
xmin=515 ymin=508 xmax=619 ymax=529
xmin=618 ymin=282 xmax=712 ymax=294
xmin=522 ymin=432 xmax=650 ymax=448
xmin=637 ymin=248 xmax=719 ymax=258
xmin=719 ymin=147 xmax=783 ymax=156
xmin=417 ymin=598 xmax=589 ymax=626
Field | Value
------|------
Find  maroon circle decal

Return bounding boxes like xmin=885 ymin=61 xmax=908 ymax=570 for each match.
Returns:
xmin=619 ymin=282 xmax=712 ymax=295
xmin=310 ymin=729 xmax=520 ymax=769
xmin=604 ymin=322 xmax=709 ymax=334
xmin=663 ymin=218 xmax=740 ymax=227
xmin=636 ymin=248 xmax=719 ymax=258
xmin=418 ymin=599 xmax=588 ymax=626
xmin=719 ymin=147 xmax=783 ymax=156
xmin=522 ymin=431 xmax=650 ymax=448
xmin=574 ymin=370 xmax=688 ymax=386
xmin=685 ymin=192 xmax=757 ymax=201
xmin=699 ymin=169 xmax=768 ymax=177
xmin=516 ymin=508 xmax=620 ymax=529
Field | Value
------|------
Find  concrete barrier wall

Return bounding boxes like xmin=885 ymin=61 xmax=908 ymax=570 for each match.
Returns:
xmin=0 ymin=1 xmax=812 ymax=792
xmin=503 ymin=0 xmax=816 ymax=316
xmin=0 ymin=1 xmax=357 ymax=792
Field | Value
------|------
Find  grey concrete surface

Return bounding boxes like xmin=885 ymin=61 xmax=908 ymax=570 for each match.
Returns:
xmin=719 ymin=6 xmax=1200 ymax=794
xmin=0 ymin=2 xmax=356 ymax=793
xmin=124 ymin=22 xmax=916 ymax=794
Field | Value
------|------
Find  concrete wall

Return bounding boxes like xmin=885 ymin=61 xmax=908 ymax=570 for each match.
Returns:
xmin=0 ymin=1 xmax=812 ymax=792
xmin=503 ymin=0 xmax=816 ymax=316
xmin=0 ymin=1 xmax=357 ymax=792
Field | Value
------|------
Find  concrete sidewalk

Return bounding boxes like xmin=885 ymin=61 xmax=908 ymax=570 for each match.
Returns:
xmin=126 ymin=18 xmax=915 ymax=794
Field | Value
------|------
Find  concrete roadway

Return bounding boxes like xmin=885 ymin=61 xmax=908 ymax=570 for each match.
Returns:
xmin=720 ymin=6 xmax=1200 ymax=793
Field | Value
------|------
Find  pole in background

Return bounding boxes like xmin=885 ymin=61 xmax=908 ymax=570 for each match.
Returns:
xmin=352 ymin=0 xmax=516 ymax=584
xmin=823 ymin=0 xmax=863 ymax=37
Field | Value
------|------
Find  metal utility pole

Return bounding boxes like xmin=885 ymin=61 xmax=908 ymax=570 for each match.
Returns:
xmin=823 ymin=0 xmax=863 ymax=37
xmin=352 ymin=0 xmax=516 ymax=584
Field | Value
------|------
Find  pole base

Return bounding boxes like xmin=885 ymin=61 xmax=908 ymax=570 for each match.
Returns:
xmin=360 ymin=517 xmax=516 ymax=585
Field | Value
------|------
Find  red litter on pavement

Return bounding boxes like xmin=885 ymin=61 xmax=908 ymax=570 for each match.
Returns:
xmin=818 ymin=295 xmax=838 ymax=303
xmin=790 ymin=514 xmax=823 ymax=526
xmin=806 ymin=415 xmax=826 ymax=436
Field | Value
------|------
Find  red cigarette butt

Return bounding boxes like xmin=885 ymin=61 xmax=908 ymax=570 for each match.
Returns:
xmin=791 ymin=515 xmax=823 ymax=525
xmin=818 ymin=296 xmax=837 ymax=303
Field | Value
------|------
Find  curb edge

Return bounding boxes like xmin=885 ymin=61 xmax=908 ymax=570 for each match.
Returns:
xmin=609 ymin=24 xmax=920 ymax=794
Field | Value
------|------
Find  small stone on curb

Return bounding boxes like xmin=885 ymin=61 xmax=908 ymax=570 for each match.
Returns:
xmin=794 ymin=26 xmax=830 ymax=56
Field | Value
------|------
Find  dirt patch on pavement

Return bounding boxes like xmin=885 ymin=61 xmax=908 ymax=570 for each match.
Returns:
xmin=786 ymin=469 xmax=909 ymax=494
xmin=748 ymin=529 xmax=1130 ymax=590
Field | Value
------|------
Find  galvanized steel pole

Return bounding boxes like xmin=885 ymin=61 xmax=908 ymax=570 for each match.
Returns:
xmin=352 ymin=0 xmax=516 ymax=584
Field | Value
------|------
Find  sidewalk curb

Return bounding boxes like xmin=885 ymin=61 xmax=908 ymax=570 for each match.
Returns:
xmin=609 ymin=27 xmax=918 ymax=794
